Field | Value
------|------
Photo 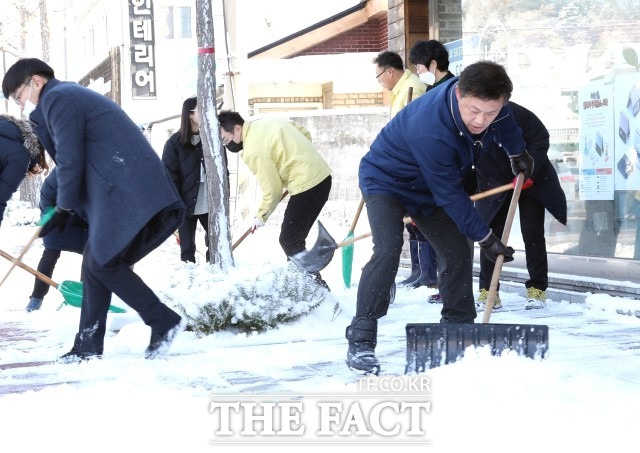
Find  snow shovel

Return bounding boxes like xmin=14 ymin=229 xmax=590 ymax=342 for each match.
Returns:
xmin=232 ymin=190 xmax=289 ymax=251
xmin=404 ymin=173 xmax=549 ymax=373
xmin=0 ymin=248 xmax=126 ymax=313
xmin=342 ymin=198 xmax=365 ymax=288
xmin=290 ymin=221 xmax=371 ymax=273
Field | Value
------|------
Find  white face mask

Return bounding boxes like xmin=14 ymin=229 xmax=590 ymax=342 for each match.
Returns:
xmin=21 ymin=83 xmax=36 ymax=119
xmin=419 ymin=71 xmax=436 ymax=86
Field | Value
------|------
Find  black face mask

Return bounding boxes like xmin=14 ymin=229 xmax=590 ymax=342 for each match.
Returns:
xmin=225 ymin=140 xmax=243 ymax=153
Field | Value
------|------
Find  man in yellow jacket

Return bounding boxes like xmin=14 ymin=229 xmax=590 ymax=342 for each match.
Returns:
xmin=373 ymin=51 xmax=426 ymax=117
xmin=218 ymin=110 xmax=332 ymax=287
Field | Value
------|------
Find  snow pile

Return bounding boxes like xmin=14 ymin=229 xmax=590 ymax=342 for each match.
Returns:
xmin=161 ymin=261 xmax=330 ymax=335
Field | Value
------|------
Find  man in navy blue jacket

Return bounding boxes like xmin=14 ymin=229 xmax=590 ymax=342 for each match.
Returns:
xmin=348 ymin=61 xmax=534 ymax=374
xmin=3 ymin=58 xmax=185 ymax=363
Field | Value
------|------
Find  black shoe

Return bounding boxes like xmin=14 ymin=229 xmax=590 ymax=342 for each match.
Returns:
xmin=57 ymin=349 xmax=102 ymax=364
xmin=345 ymin=317 xmax=380 ymax=375
xmin=145 ymin=317 xmax=184 ymax=359
xmin=346 ymin=349 xmax=380 ymax=375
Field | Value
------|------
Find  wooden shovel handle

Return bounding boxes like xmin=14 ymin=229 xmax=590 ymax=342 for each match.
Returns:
xmin=347 ymin=198 xmax=365 ymax=235
xmin=337 ymin=232 xmax=372 ymax=248
xmin=404 ymin=183 xmax=513 ymax=225
xmin=0 ymin=227 xmax=43 ymax=288
xmin=469 ymin=183 xmax=513 ymax=201
xmin=482 ymin=174 xmax=525 ymax=323
xmin=0 ymin=248 xmax=58 ymax=289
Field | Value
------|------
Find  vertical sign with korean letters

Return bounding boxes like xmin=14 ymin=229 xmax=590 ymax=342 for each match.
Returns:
xmin=129 ymin=0 xmax=157 ymax=98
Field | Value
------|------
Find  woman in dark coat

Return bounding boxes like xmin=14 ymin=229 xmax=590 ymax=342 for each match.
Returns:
xmin=25 ymin=167 xmax=88 ymax=311
xmin=162 ymin=96 xmax=209 ymax=263
xmin=475 ymin=101 xmax=567 ymax=309
xmin=0 ymin=114 xmax=47 ymax=228
xmin=3 ymin=58 xmax=185 ymax=362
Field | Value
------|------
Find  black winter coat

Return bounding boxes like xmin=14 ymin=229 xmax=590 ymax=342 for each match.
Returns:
xmin=40 ymin=167 xmax=88 ymax=253
xmin=29 ymin=78 xmax=185 ymax=267
xmin=162 ymin=133 xmax=203 ymax=217
xmin=475 ymin=101 xmax=567 ymax=225
xmin=0 ymin=115 xmax=41 ymax=226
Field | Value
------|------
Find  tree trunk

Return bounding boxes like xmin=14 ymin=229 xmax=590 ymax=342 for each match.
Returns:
xmin=39 ymin=0 xmax=50 ymax=62
xmin=18 ymin=0 xmax=44 ymax=208
xmin=196 ymin=0 xmax=234 ymax=271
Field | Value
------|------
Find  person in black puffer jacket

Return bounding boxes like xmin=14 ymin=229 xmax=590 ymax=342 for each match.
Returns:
xmin=162 ymin=96 xmax=210 ymax=263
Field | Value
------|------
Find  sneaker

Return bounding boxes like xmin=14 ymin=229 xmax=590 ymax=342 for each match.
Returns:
xmin=427 ymin=293 xmax=442 ymax=304
xmin=56 ymin=349 xmax=102 ymax=364
xmin=476 ymin=288 xmax=502 ymax=310
xmin=25 ymin=297 xmax=43 ymax=312
xmin=145 ymin=317 xmax=184 ymax=359
xmin=525 ymin=288 xmax=546 ymax=310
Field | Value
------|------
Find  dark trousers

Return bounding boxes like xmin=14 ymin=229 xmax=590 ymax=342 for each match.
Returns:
xmin=279 ymin=176 xmax=332 ymax=257
xmin=31 ymin=248 xmax=61 ymax=300
xmin=179 ymin=213 xmax=209 ymax=262
xmin=479 ymin=191 xmax=548 ymax=291
xmin=357 ymin=194 xmax=476 ymax=322
xmin=73 ymin=242 xmax=180 ymax=354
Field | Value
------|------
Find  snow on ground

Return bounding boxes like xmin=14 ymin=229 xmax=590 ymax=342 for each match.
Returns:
xmin=1 ymin=202 xmax=640 ymax=452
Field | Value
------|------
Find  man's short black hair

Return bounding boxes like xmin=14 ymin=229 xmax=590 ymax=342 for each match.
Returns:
xmin=373 ymin=51 xmax=404 ymax=71
xmin=2 ymin=58 xmax=55 ymax=99
xmin=218 ymin=110 xmax=245 ymax=133
xmin=457 ymin=61 xmax=513 ymax=103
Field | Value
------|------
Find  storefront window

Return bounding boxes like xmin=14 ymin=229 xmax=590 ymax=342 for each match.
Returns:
xmin=459 ymin=0 xmax=640 ymax=259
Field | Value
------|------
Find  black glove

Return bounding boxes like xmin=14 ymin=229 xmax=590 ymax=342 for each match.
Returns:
xmin=509 ymin=151 xmax=534 ymax=178
xmin=479 ymin=232 xmax=515 ymax=263
xmin=39 ymin=207 xmax=73 ymax=238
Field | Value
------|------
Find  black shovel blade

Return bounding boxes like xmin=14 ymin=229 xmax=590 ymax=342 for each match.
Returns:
xmin=289 ymin=221 xmax=338 ymax=273
xmin=405 ymin=323 xmax=549 ymax=373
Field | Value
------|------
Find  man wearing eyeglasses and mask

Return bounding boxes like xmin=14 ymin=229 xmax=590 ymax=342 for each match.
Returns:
xmin=347 ymin=61 xmax=534 ymax=375
xmin=3 ymin=58 xmax=186 ymax=363
xmin=218 ymin=110 xmax=332 ymax=289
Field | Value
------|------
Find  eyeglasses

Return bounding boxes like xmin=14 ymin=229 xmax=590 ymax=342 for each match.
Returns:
xmin=11 ymin=80 xmax=32 ymax=106
xmin=375 ymin=68 xmax=388 ymax=79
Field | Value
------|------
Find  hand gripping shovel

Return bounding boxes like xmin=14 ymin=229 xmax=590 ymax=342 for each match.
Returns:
xmin=404 ymin=173 xmax=549 ymax=373
xmin=232 ymin=191 xmax=289 ymax=251
xmin=342 ymin=198 xmax=365 ymax=288
xmin=0 ymin=248 xmax=126 ymax=313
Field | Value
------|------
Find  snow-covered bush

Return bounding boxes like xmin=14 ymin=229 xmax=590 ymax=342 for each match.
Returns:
xmin=160 ymin=262 xmax=328 ymax=335
xmin=4 ymin=200 xmax=39 ymax=227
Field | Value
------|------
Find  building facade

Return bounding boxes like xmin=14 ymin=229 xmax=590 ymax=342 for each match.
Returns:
xmin=12 ymin=0 xmax=640 ymax=275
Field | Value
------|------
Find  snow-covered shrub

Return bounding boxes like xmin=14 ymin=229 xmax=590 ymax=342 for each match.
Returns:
xmin=4 ymin=200 xmax=39 ymax=227
xmin=161 ymin=262 xmax=327 ymax=335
